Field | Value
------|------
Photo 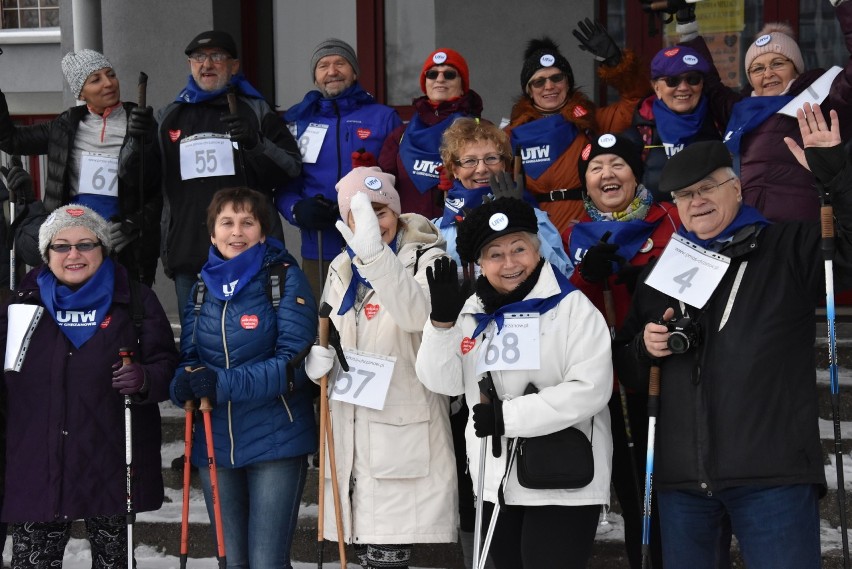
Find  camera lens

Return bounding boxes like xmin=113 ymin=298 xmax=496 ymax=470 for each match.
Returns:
xmin=667 ymin=331 xmax=690 ymax=354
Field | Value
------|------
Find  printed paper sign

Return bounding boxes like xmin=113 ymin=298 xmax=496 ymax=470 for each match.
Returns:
xmin=644 ymin=234 xmax=731 ymax=308
xmin=475 ymin=313 xmax=540 ymax=374
xmin=330 ymin=349 xmax=396 ymax=410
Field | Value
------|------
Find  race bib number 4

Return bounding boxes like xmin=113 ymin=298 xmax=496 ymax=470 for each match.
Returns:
xmin=644 ymin=234 xmax=731 ymax=308
xmin=179 ymin=134 xmax=236 ymax=180
xmin=78 ymin=152 xmax=119 ymax=197
xmin=297 ymin=123 xmax=329 ymax=164
xmin=329 ymin=350 xmax=396 ymax=410
xmin=475 ymin=313 xmax=540 ymax=375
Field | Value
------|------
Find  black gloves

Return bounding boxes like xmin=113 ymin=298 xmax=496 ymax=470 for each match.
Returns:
xmin=426 ymin=257 xmax=471 ymax=324
xmin=293 ymin=195 xmax=339 ymax=230
xmin=221 ymin=112 xmax=258 ymax=150
xmin=488 ymin=171 xmax=524 ymax=201
xmin=1 ymin=165 xmax=35 ymax=204
xmin=189 ymin=367 xmax=218 ymax=404
xmin=573 ymin=18 xmax=622 ymax=67
xmin=127 ymin=106 xmax=157 ymax=139
xmin=173 ymin=370 xmax=194 ymax=402
xmin=579 ymin=242 xmax=625 ymax=283
xmin=472 ymin=400 xmax=505 ymax=438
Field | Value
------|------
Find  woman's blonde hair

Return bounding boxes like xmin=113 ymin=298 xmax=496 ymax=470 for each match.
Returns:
xmin=439 ymin=117 xmax=512 ymax=180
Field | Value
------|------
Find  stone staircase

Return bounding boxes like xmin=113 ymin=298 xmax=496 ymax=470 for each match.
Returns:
xmin=94 ymin=320 xmax=852 ymax=568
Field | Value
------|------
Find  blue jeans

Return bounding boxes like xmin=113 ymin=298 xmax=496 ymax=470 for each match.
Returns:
xmin=657 ymin=484 xmax=821 ymax=569
xmin=198 ymin=455 xmax=309 ymax=569
xmin=173 ymin=272 xmax=197 ymax=328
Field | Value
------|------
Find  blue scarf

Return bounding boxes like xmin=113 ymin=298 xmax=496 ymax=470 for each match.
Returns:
xmin=471 ymin=267 xmax=575 ymax=339
xmin=201 ymin=240 xmax=269 ymax=301
xmin=653 ymin=96 xmax=709 ymax=157
xmin=399 ymin=113 xmax=463 ymax=193
xmin=337 ymin=236 xmax=398 ymax=316
xmin=439 ymin=180 xmax=540 ymax=228
xmin=569 ymin=218 xmax=658 ymax=268
xmin=723 ymin=96 xmax=793 ymax=155
xmin=510 ymin=114 xmax=578 ymax=180
xmin=175 ymin=73 xmax=265 ymax=104
xmin=677 ymin=205 xmax=770 ymax=251
xmin=284 ymin=83 xmax=376 ymax=123
xmin=37 ymin=258 xmax=116 ymax=349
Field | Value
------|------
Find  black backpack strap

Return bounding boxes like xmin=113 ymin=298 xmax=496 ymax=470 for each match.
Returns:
xmin=266 ymin=262 xmax=289 ymax=309
xmin=128 ymin=278 xmax=145 ymax=350
xmin=193 ymin=273 xmax=206 ymax=316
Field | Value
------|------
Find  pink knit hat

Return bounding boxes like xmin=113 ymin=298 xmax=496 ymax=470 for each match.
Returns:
xmin=335 ymin=167 xmax=401 ymax=223
xmin=744 ymin=23 xmax=805 ymax=79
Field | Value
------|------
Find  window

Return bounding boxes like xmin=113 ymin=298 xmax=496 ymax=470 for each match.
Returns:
xmin=1 ymin=0 xmax=59 ymax=29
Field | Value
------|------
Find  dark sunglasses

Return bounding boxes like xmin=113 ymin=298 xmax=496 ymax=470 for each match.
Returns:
xmin=48 ymin=241 xmax=102 ymax=253
xmin=661 ymin=73 xmax=703 ymax=88
xmin=528 ymin=72 xmax=567 ymax=89
xmin=425 ymin=69 xmax=458 ymax=81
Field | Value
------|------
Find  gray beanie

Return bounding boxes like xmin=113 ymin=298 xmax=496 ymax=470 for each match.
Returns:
xmin=61 ymin=49 xmax=113 ymax=98
xmin=39 ymin=204 xmax=112 ymax=262
xmin=310 ymin=38 xmax=360 ymax=79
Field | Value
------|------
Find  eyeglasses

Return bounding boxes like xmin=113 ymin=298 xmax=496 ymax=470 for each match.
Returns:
xmin=48 ymin=241 xmax=102 ymax=253
xmin=454 ymin=155 xmax=503 ymax=169
xmin=425 ymin=69 xmax=458 ymax=81
xmin=747 ymin=58 xmax=792 ymax=77
xmin=527 ymin=73 xmax=567 ymax=89
xmin=671 ymin=177 xmax=736 ymax=203
xmin=189 ymin=52 xmax=231 ymax=64
xmin=660 ymin=73 xmax=703 ymax=88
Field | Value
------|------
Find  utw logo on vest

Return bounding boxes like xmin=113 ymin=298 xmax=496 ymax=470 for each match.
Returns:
xmin=664 ymin=142 xmax=685 ymax=158
xmin=521 ymin=145 xmax=551 ymax=164
xmin=412 ymin=160 xmax=440 ymax=178
xmin=222 ymin=279 xmax=239 ymax=298
xmin=56 ymin=309 xmax=98 ymax=327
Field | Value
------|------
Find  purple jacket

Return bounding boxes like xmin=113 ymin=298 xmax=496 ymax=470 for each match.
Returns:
xmin=0 ymin=265 xmax=178 ymax=523
xmin=685 ymin=1 xmax=852 ymax=222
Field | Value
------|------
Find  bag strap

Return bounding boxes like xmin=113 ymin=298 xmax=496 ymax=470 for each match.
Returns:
xmin=128 ymin=277 xmax=145 ymax=353
xmin=266 ymin=262 xmax=289 ymax=309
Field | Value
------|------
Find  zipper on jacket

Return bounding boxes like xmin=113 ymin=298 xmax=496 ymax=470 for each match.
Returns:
xmin=220 ymin=300 xmax=237 ymax=465
xmin=279 ymin=395 xmax=295 ymax=422
xmin=333 ymin=100 xmax=342 ymax=181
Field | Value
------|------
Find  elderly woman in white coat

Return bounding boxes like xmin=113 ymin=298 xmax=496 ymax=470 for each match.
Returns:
xmin=304 ymin=166 xmax=457 ymax=569
xmin=415 ymin=197 xmax=613 ymax=569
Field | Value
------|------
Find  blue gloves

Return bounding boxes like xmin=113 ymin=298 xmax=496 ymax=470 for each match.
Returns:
xmin=189 ymin=367 xmax=218 ymax=405
xmin=172 ymin=369 xmax=195 ymax=403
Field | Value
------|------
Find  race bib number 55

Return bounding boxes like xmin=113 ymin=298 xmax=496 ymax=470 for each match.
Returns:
xmin=179 ymin=134 xmax=235 ymax=180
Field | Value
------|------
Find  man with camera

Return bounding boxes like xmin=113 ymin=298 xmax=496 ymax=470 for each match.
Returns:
xmin=614 ymin=104 xmax=851 ymax=568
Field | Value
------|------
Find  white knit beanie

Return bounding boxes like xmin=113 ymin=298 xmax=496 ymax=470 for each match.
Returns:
xmin=61 ymin=49 xmax=113 ymax=98
xmin=39 ymin=204 xmax=112 ymax=262
xmin=744 ymin=23 xmax=805 ymax=78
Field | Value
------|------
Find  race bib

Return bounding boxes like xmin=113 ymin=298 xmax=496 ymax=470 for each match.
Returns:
xmin=644 ymin=234 xmax=731 ymax=308
xmin=329 ymin=349 xmax=396 ymax=410
xmin=179 ymin=134 xmax=236 ymax=180
xmin=475 ymin=313 xmax=540 ymax=375
xmin=78 ymin=152 xmax=119 ymax=197
xmin=297 ymin=123 xmax=329 ymax=164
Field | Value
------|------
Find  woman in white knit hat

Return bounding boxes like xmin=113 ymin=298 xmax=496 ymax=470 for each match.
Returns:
xmin=0 ymin=48 xmax=161 ymax=285
xmin=674 ymin=0 xmax=852 ymax=223
xmin=304 ymin=166 xmax=457 ymax=569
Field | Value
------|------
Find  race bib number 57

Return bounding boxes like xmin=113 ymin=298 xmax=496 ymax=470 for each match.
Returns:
xmin=329 ymin=350 xmax=396 ymax=410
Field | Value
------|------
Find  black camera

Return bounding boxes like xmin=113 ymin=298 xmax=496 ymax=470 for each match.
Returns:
xmin=663 ymin=316 xmax=700 ymax=354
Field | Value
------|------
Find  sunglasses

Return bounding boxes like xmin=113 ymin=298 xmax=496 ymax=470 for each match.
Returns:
xmin=48 ymin=241 xmax=102 ymax=253
xmin=660 ymin=73 xmax=703 ymax=88
xmin=425 ymin=69 xmax=458 ymax=81
xmin=527 ymin=73 xmax=567 ymax=90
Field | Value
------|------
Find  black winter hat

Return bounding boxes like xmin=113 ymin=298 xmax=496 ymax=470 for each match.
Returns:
xmin=520 ymin=37 xmax=574 ymax=94
xmin=578 ymin=133 xmax=645 ymax=189
xmin=185 ymin=30 xmax=238 ymax=58
xmin=659 ymin=141 xmax=733 ymax=195
xmin=456 ymin=198 xmax=539 ymax=264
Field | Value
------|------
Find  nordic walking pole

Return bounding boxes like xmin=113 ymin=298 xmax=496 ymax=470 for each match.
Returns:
xmin=641 ymin=363 xmax=661 ymax=569
xmin=473 ymin=373 xmax=500 ymax=569
xmin=819 ymin=168 xmax=851 ymax=568
xmin=227 ymin=84 xmax=249 ymax=187
xmin=179 ymin=386 xmax=196 ymax=569
xmin=200 ymin=396 xmax=227 ymax=568
xmin=119 ymin=347 xmax=135 ymax=569
xmin=317 ymin=230 xmax=324 ymax=298
xmin=318 ymin=302 xmax=347 ymax=568
xmin=135 ymin=72 xmax=148 ymax=284
xmin=3 ymin=155 xmax=22 ymax=290
xmin=317 ymin=303 xmax=330 ymax=569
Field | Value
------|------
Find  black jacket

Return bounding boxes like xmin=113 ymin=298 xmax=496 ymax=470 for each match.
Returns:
xmin=0 ymin=91 xmax=162 ymax=285
xmin=613 ymin=167 xmax=852 ymax=493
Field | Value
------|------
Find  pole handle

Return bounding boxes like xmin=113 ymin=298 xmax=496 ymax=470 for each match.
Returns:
xmin=137 ymin=72 xmax=148 ymax=108
xmin=649 ymin=364 xmax=661 ymax=397
xmin=319 ymin=302 xmax=332 ymax=348
xmin=227 ymin=84 xmax=238 ymax=114
xmin=199 ymin=396 xmax=213 ymax=413
xmin=822 ymin=204 xmax=835 ymax=240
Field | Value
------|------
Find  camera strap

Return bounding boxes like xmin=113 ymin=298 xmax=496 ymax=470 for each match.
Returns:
xmin=718 ymin=261 xmax=748 ymax=332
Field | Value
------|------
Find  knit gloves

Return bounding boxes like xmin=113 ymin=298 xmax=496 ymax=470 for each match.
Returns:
xmin=336 ymin=192 xmax=384 ymax=264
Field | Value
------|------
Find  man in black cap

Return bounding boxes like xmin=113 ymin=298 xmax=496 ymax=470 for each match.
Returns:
xmin=157 ymin=30 xmax=301 ymax=323
xmin=613 ymin=105 xmax=852 ymax=568
xmin=276 ymin=38 xmax=401 ymax=302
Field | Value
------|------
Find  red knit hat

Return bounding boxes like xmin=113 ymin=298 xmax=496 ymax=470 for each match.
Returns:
xmin=420 ymin=48 xmax=469 ymax=94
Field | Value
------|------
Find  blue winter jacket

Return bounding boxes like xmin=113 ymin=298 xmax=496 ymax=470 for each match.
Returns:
xmin=276 ymin=83 xmax=402 ymax=261
xmin=171 ymin=242 xmax=318 ymax=468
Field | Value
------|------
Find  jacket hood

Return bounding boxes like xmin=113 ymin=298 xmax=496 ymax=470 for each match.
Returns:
xmin=397 ymin=212 xmax=446 ymax=251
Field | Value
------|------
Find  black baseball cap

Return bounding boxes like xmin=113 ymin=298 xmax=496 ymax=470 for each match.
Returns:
xmin=185 ymin=30 xmax=238 ymax=58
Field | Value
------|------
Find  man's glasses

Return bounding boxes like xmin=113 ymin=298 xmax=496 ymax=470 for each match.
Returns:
xmin=189 ymin=52 xmax=231 ymax=64
xmin=425 ymin=69 xmax=458 ymax=81
xmin=527 ymin=73 xmax=567 ymax=90
xmin=747 ymin=58 xmax=792 ymax=77
xmin=660 ymin=73 xmax=703 ymax=88
xmin=454 ymin=155 xmax=503 ymax=169
xmin=671 ymin=177 xmax=736 ymax=203
xmin=48 ymin=242 xmax=102 ymax=253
